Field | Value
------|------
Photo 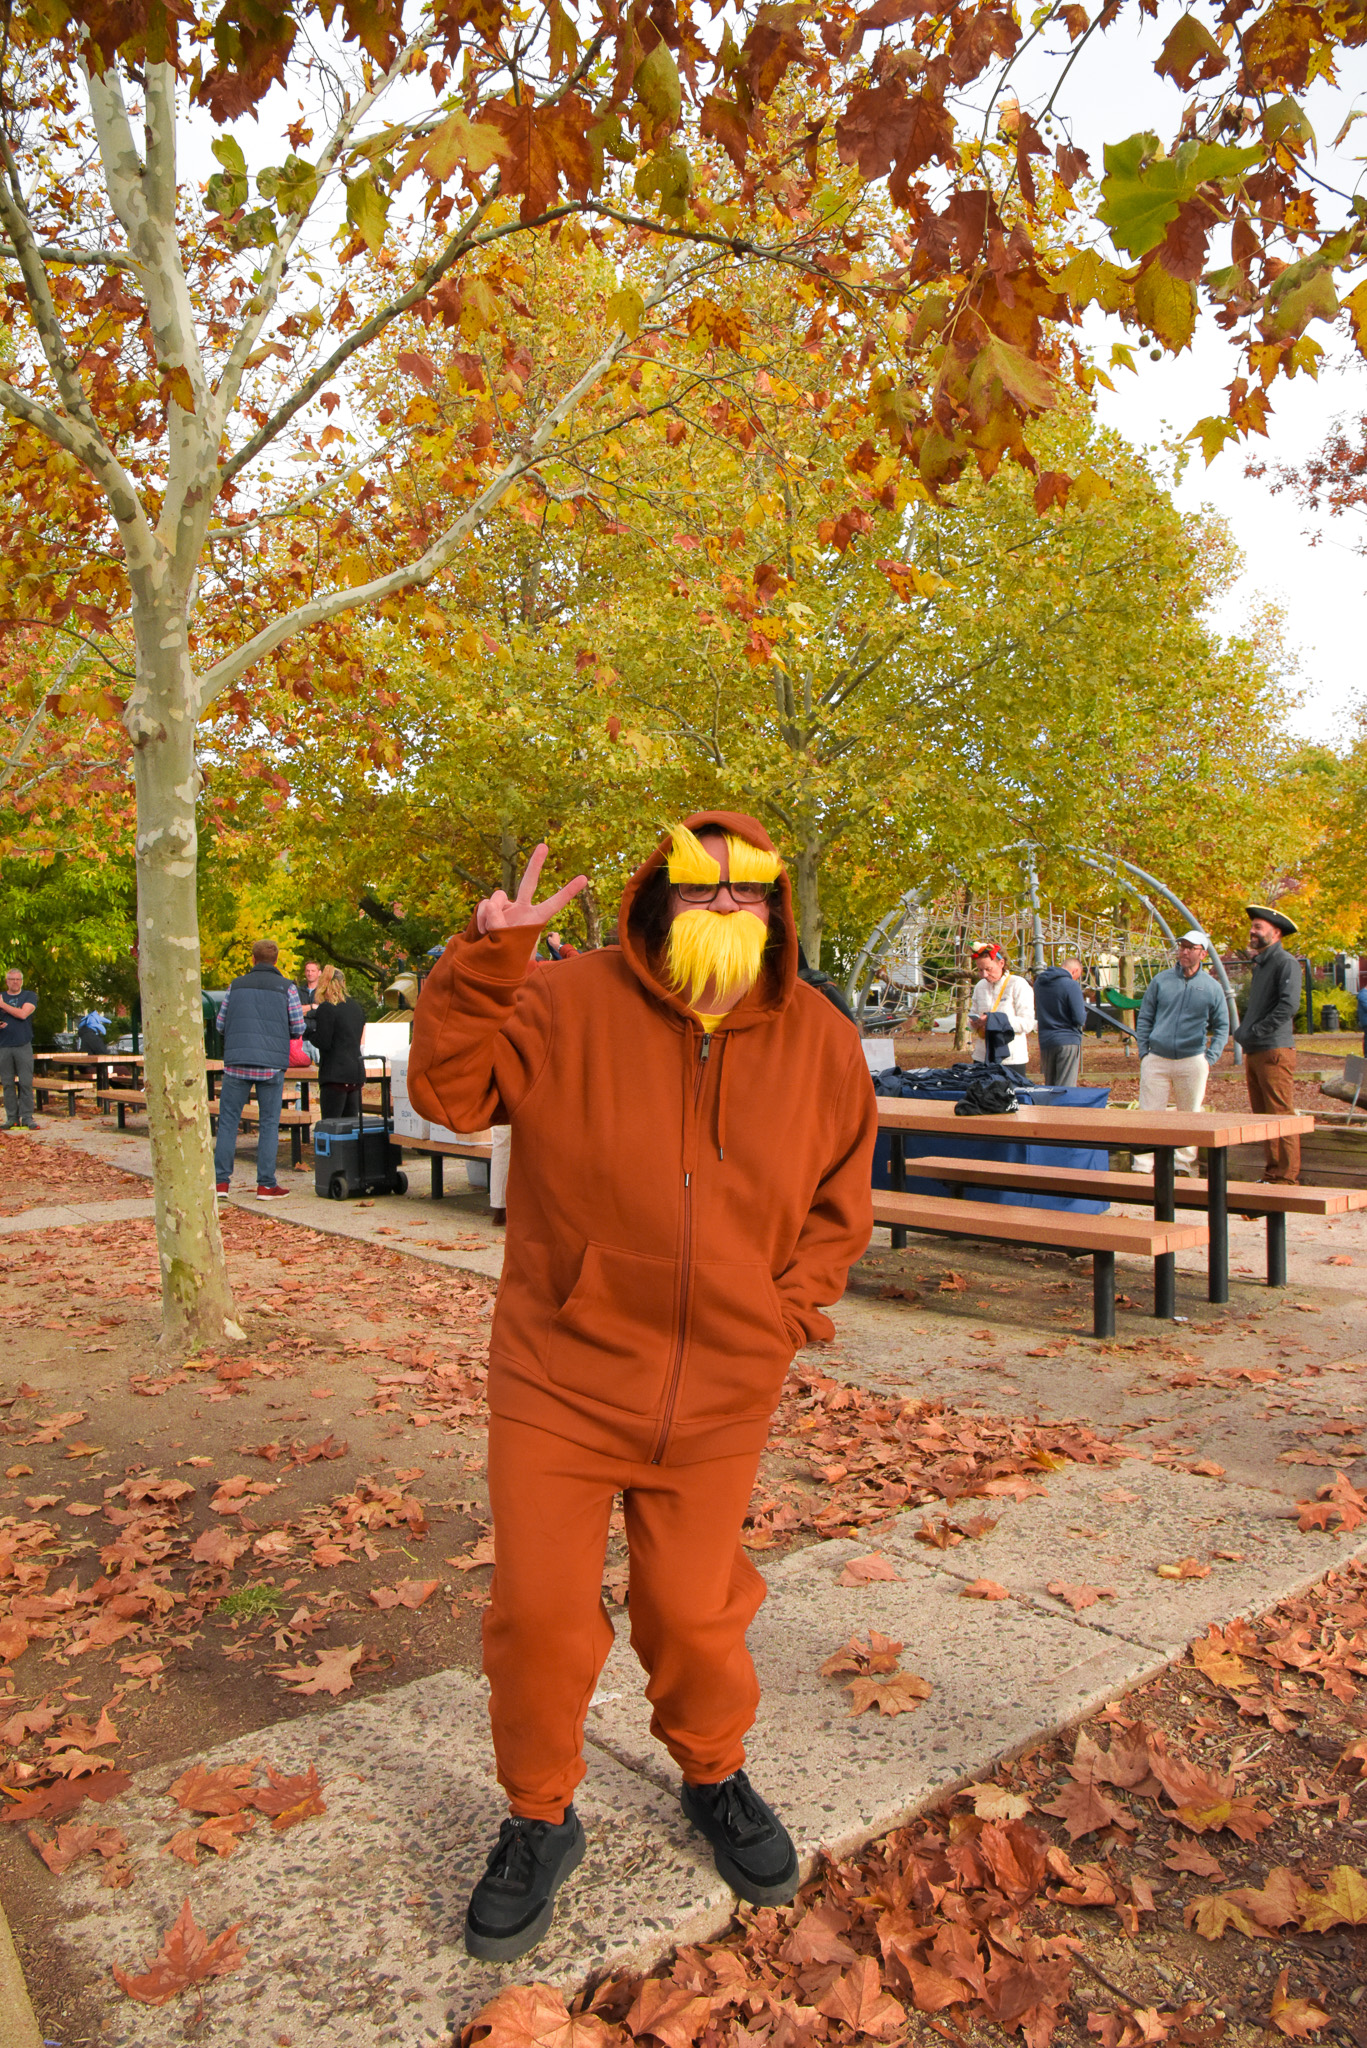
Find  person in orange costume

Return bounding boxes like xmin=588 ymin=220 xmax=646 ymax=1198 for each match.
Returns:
xmin=407 ymin=812 xmax=876 ymax=1962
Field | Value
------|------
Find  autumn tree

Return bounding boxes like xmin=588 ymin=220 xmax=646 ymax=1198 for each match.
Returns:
xmin=1 ymin=0 xmax=1363 ymax=1344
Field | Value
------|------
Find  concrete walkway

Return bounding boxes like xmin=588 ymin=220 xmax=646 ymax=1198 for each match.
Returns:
xmin=55 ymin=1459 xmax=1364 ymax=2048
xmin=0 ymin=1195 xmax=155 ymax=1233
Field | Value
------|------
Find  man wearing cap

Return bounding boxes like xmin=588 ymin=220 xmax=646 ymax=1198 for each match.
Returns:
xmin=1233 ymin=906 xmax=1303 ymax=1184
xmin=1131 ymin=933 xmax=1229 ymax=1177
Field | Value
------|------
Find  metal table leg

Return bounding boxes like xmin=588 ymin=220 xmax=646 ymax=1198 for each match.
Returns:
xmin=1154 ymin=1145 xmax=1176 ymax=1319
xmin=1093 ymin=1249 xmax=1116 ymax=1338
xmin=431 ymin=1152 xmax=444 ymax=1201
xmin=1207 ymin=1145 xmax=1228 ymax=1303
xmin=1267 ymin=1212 xmax=1287 ymax=1288
xmin=890 ymin=1132 xmax=907 ymax=1250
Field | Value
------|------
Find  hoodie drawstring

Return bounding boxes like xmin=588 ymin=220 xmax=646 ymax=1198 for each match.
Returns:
xmin=715 ymin=1032 xmax=730 ymax=1161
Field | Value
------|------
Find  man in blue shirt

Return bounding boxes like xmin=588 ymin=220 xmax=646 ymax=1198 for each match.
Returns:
xmin=214 ymin=940 xmax=305 ymax=1199
xmin=1132 ymin=932 xmax=1229 ymax=1176
xmin=0 ymin=969 xmax=38 ymax=1129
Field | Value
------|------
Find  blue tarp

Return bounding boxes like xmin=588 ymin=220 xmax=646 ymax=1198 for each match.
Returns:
xmin=871 ymin=1068 xmax=1113 ymax=1214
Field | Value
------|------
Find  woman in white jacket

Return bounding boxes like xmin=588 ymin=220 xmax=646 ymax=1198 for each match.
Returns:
xmin=968 ymin=943 xmax=1036 ymax=1080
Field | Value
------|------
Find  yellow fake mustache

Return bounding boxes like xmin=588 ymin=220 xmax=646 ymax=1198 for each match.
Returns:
xmin=665 ymin=906 xmax=769 ymax=1010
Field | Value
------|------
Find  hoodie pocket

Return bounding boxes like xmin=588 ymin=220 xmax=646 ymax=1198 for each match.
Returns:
xmin=680 ymin=1261 xmax=795 ymax=1424
xmin=545 ymin=1243 xmax=677 ymax=1415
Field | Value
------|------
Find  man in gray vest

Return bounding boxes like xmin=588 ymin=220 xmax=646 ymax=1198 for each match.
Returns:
xmin=214 ymin=940 xmax=305 ymax=1199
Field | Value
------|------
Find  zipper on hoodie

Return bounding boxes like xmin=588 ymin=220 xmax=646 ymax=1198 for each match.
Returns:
xmin=651 ymin=1030 xmax=710 ymax=1464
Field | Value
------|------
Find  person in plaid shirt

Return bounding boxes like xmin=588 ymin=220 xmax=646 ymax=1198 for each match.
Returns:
xmin=214 ymin=940 xmax=305 ymax=1199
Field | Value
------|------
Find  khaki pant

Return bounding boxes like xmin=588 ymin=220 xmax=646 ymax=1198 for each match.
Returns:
xmin=484 ymin=1415 xmax=765 ymax=1821
xmin=1132 ymin=1051 xmax=1208 ymax=1175
xmin=1245 ymin=1047 xmax=1300 ymax=1182
xmin=490 ymin=1122 xmax=511 ymax=1209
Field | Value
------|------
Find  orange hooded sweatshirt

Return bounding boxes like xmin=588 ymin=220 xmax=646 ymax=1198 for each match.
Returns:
xmin=407 ymin=812 xmax=876 ymax=1466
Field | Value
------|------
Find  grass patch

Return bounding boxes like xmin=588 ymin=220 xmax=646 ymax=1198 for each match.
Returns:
xmin=217 ymin=1583 xmax=284 ymax=1623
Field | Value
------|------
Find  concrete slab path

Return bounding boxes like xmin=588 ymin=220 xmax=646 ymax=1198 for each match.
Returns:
xmin=54 ymin=1464 xmax=1365 ymax=2048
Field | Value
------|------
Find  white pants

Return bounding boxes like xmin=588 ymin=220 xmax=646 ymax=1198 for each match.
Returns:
xmin=490 ymin=1123 xmax=512 ymax=1209
xmin=1132 ymin=1052 xmax=1208 ymax=1175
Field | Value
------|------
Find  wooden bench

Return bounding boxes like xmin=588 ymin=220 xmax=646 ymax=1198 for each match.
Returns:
xmin=34 ymin=1080 xmax=95 ymax=1118
xmin=903 ymin=1157 xmax=1367 ymax=1289
xmin=870 ymin=1189 xmax=1207 ymax=1339
xmin=399 ymin=1136 xmax=494 ymax=1200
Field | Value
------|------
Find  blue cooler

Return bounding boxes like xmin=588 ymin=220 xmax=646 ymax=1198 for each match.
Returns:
xmin=313 ymin=1111 xmax=406 ymax=1200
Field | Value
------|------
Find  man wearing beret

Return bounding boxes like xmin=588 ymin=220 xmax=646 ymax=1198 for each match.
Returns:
xmin=1233 ymin=906 xmax=1303 ymax=1183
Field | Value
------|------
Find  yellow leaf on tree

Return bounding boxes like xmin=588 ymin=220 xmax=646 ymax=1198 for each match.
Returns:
xmin=1134 ymin=261 xmax=1197 ymax=352
xmin=607 ymin=286 xmax=645 ymax=339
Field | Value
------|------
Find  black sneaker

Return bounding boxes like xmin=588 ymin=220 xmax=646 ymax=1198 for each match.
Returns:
xmin=681 ymin=1769 xmax=799 ymax=1905
xmin=463 ymin=1808 xmax=586 ymax=1961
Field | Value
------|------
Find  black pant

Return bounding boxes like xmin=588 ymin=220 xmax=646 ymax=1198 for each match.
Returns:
xmin=320 ymin=1082 xmax=361 ymax=1119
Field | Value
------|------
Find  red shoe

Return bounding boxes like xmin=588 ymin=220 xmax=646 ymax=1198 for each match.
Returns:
xmin=256 ymin=1184 xmax=289 ymax=1200
xmin=215 ymin=1181 xmax=231 ymax=1198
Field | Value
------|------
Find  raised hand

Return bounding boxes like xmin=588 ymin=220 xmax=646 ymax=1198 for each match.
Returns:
xmin=475 ymin=842 xmax=588 ymax=936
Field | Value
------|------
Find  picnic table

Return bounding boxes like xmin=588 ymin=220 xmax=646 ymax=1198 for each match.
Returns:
xmin=876 ymin=1099 xmax=1314 ymax=1314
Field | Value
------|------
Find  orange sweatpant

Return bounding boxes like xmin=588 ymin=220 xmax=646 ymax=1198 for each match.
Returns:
xmin=483 ymin=1414 xmax=767 ymax=1822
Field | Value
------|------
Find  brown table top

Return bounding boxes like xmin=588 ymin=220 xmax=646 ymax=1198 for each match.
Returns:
xmin=875 ymin=1099 xmax=1313 ymax=1147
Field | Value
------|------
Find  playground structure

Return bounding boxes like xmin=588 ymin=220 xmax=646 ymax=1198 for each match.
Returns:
xmin=844 ymin=844 xmax=1243 ymax=1062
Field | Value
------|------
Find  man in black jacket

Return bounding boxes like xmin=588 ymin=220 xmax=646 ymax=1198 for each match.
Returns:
xmin=1233 ymin=906 xmax=1303 ymax=1183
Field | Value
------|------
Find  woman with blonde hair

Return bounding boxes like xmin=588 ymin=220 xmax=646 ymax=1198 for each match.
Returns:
xmin=311 ymin=965 xmax=367 ymax=1119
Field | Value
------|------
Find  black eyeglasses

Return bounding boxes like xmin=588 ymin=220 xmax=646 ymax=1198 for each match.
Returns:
xmin=675 ymin=881 xmax=774 ymax=905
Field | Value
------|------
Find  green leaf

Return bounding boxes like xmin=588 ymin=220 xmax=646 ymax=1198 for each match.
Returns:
xmin=211 ymin=136 xmax=247 ymax=178
xmin=1099 ymin=132 xmax=1261 ymax=258
xmin=1264 ymin=258 xmax=1339 ymax=341
xmin=607 ymin=285 xmax=645 ymax=339
xmin=346 ymin=174 xmax=390 ymax=253
xmin=257 ymin=154 xmax=319 ymax=216
xmin=1134 ymin=261 xmax=1197 ymax=351
xmin=205 ymin=170 xmax=247 ymax=216
xmin=633 ymin=147 xmax=692 ymax=218
xmin=634 ymin=41 xmax=682 ymax=129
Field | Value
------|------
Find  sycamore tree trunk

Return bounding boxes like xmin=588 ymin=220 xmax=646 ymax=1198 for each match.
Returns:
xmin=130 ymin=609 xmax=236 ymax=1346
xmin=794 ymin=837 xmax=822 ymax=968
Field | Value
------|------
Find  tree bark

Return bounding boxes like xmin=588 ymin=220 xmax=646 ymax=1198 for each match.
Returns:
xmin=794 ymin=837 xmax=822 ymax=967
xmin=131 ymin=612 xmax=236 ymax=1346
xmin=580 ymin=883 xmax=602 ymax=949
xmin=954 ymin=885 xmax=974 ymax=1054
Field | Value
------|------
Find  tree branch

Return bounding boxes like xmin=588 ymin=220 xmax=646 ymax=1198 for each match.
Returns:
xmin=198 ymin=250 xmax=693 ymax=704
xmin=0 ymin=243 xmax=138 ymax=269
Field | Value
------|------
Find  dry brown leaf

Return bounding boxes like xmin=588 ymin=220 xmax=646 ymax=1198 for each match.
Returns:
xmin=167 ymin=1762 xmax=257 ymax=1817
xmin=1047 ymin=1581 xmax=1113 ymax=1612
xmin=845 ymin=1671 xmax=933 ymax=1718
xmin=621 ymin=1979 xmax=715 ymax=2048
xmin=251 ymin=1764 xmax=326 ymax=1831
xmin=1039 ymin=1778 xmax=1136 ymax=1842
xmin=1163 ymin=1839 xmax=1223 ymax=1878
xmin=838 ymin=1552 xmax=901 ymax=1586
xmin=961 ymin=1578 xmax=1009 ymax=1601
xmin=1156 ymin=1558 xmax=1211 ymax=1580
xmin=1269 ymin=1971 xmax=1331 ymax=2038
xmin=1191 ymin=1634 xmax=1252 ymax=1689
xmin=815 ymin=1956 xmax=905 ymax=2038
xmin=276 ymin=1645 xmax=363 ymax=1697
xmin=112 ymin=1898 xmax=248 ymax=2008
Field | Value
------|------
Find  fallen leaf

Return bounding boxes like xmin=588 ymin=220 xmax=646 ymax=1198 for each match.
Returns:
xmin=470 ymin=1983 xmax=616 ymax=2048
xmin=276 ymin=1645 xmax=363 ymax=1697
xmin=1269 ymin=1970 xmax=1331 ymax=2038
xmin=838 ymin=1552 xmax=901 ymax=1586
xmin=197 ymin=1811 xmax=256 ymax=1857
xmin=1156 ymin=1558 xmax=1211 ymax=1580
xmin=0 ymin=1620 xmax=30 ymax=1663
xmin=1192 ymin=1634 xmax=1253 ymax=1689
xmin=965 ymin=1781 xmax=1032 ymax=1821
xmin=190 ymin=1527 xmax=251 ymax=1568
xmin=938 ymin=1270 xmax=969 ymax=1292
xmin=1040 ymin=1779 xmax=1137 ymax=1841
xmin=816 ymin=1956 xmax=905 ymax=2038
xmin=167 ymin=1763 xmax=257 ymax=1817
xmin=251 ymin=1764 xmax=326 ymax=1831
xmin=780 ymin=1902 xmax=858 ymax=1966
xmin=1048 ymin=1581 xmax=1113 ymax=1613
xmin=1296 ymin=1864 xmax=1367 ymax=1933
xmin=820 ymin=1631 xmax=904 ymax=1678
xmin=1163 ymin=1839 xmax=1223 ymax=1878
xmin=113 ymin=1898 xmax=248 ymax=2008
xmin=453 ymin=1533 xmax=496 ymax=1571
xmin=962 ymin=1579 xmax=1009 ymax=1601
xmin=845 ymin=1671 xmax=933 ymax=1718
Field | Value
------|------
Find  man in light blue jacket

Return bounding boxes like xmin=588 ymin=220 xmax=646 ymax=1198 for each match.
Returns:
xmin=1132 ymin=932 xmax=1229 ymax=1176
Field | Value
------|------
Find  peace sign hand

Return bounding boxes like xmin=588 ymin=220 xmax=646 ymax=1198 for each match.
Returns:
xmin=475 ymin=842 xmax=588 ymax=936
